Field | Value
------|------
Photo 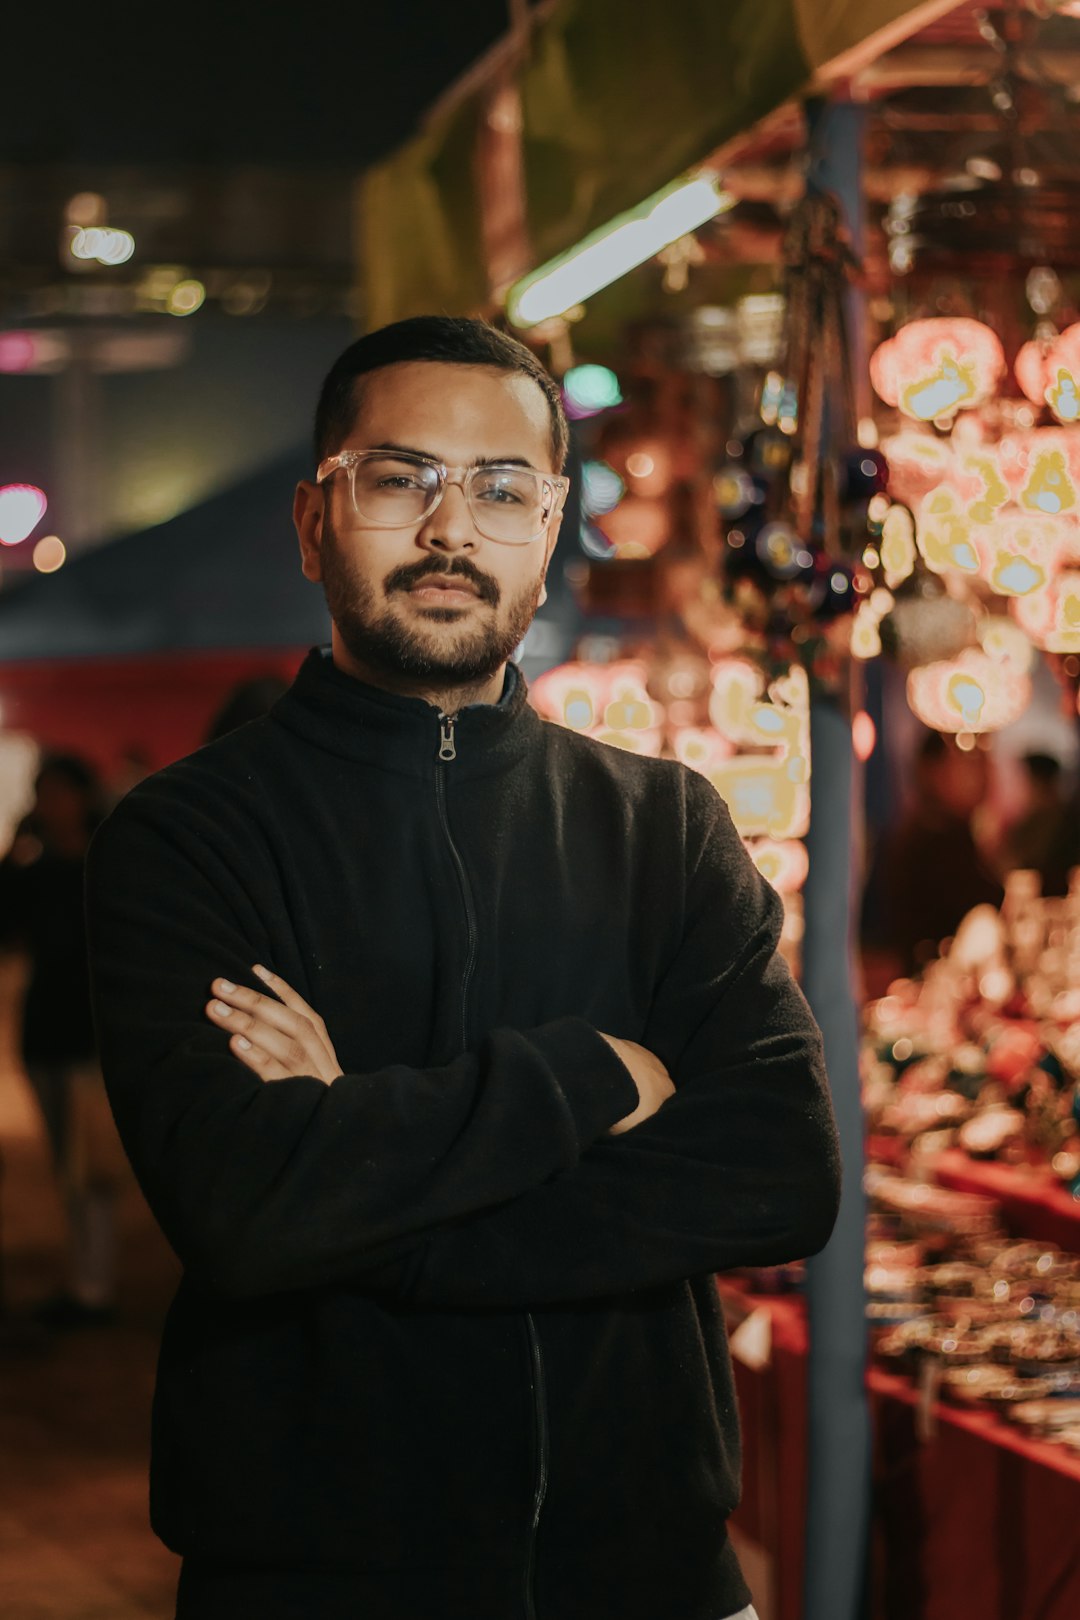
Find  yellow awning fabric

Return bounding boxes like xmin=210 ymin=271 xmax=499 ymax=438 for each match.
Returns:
xmin=360 ymin=0 xmax=959 ymax=329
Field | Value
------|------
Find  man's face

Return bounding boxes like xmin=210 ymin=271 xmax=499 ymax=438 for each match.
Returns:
xmin=296 ymin=362 xmax=563 ymax=693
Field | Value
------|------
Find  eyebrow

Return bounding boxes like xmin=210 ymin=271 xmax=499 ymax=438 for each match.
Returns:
xmin=367 ymin=441 xmax=539 ymax=471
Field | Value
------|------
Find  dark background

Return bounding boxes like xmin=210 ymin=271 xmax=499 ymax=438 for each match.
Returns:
xmin=2 ymin=3 xmax=532 ymax=167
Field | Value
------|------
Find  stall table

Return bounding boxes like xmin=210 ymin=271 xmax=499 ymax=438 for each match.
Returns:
xmin=933 ymin=1149 xmax=1080 ymax=1253
xmin=720 ymin=1256 xmax=1080 ymax=1620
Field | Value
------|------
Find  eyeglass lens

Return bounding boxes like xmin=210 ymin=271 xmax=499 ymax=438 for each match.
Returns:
xmin=350 ymin=455 xmax=550 ymax=542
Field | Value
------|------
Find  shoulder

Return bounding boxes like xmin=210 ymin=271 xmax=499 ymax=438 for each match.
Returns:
xmin=90 ymin=717 xmax=284 ymax=870
xmin=114 ymin=717 xmax=280 ymax=815
xmin=537 ymin=715 xmax=688 ymax=800
xmin=534 ymin=717 xmax=738 ymax=852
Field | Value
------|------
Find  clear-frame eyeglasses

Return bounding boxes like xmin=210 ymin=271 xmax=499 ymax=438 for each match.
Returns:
xmin=316 ymin=449 xmax=570 ymax=546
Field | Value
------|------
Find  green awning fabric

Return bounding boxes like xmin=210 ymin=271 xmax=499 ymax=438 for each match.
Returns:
xmin=360 ymin=0 xmax=955 ymax=329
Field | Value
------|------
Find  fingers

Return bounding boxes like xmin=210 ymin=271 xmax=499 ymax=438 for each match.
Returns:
xmin=204 ymin=970 xmax=339 ymax=1083
xmin=208 ymin=979 xmax=302 ymax=1040
xmin=226 ymin=1032 xmax=294 ymax=1082
xmin=253 ymin=964 xmax=329 ymax=1036
xmin=206 ymin=989 xmax=314 ymax=1073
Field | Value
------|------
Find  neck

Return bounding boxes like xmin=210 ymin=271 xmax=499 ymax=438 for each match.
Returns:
xmin=329 ymin=628 xmax=507 ymax=714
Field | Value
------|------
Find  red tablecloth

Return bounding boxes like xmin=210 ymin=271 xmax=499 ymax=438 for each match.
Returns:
xmin=871 ymin=1368 xmax=1080 ymax=1620
xmin=932 ymin=1150 xmax=1080 ymax=1254
xmin=719 ymin=1280 xmax=1080 ymax=1620
xmin=718 ymin=1280 xmax=807 ymax=1620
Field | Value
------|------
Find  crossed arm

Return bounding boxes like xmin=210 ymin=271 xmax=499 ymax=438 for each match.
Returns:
xmin=202 ymin=967 xmax=674 ymax=1136
xmin=86 ymin=774 xmax=840 ymax=1307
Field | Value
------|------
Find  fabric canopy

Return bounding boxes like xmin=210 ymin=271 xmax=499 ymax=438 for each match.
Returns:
xmin=0 ymin=449 xmax=328 ymax=663
xmin=360 ymin=0 xmax=958 ymax=329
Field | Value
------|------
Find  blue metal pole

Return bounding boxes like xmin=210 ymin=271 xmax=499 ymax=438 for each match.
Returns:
xmin=800 ymin=96 xmax=871 ymax=1620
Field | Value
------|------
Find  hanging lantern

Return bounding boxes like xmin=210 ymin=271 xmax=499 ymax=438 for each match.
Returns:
xmin=915 ymin=487 xmax=981 ymax=575
xmin=1012 ymin=569 xmax=1080 ymax=652
xmin=870 ymin=319 xmax=1005 ymax=422
xmin=705 ymin=661 xmax=811 ymax=840
xmin=880 ymin=505 xmax=917 ymax=588
xmin=976 ymin=515 xmax=1059 ymax=597
xmin=881 ymin=430 xmax=956 ymax=508
xmin=1014 ymin=323 xmax=1080 ymax=425
xmin=978 ymin=617 xmax=1035 ymax=676
xmin=1016 ymin=430 xmax=1079 ymax=516
xmin=530 ymin=660 xmax=664 ymax=755
xmin=851 ymin=599 xmax=884 ymax=659
xmin=671 ymin=728 xmax=735 ymax=774
xmin=955 ymin=446 xmax=1011 ymax=526
xmin=907 ymin=647 xmax=1031 ymax=733
xmin=749 ymin=839 xmax=809 ymax=895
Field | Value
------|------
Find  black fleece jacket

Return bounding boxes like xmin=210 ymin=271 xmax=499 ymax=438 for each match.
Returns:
xmin=85 ymin=646 xmax=840 ymax=1620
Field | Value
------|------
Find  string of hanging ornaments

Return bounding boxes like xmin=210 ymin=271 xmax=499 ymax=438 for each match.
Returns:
xmin=712 ymin=192 xmax=886 ymax=699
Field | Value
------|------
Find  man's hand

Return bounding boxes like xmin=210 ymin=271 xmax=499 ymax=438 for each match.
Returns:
xmin=600 ymin=1035 xmax=675 ymax=1134
xmin=205 ymin=966 xmax=342 ymax=1084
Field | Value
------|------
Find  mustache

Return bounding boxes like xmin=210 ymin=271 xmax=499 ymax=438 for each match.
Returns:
xmin=384 ymin=558 xmax=501 ymax=606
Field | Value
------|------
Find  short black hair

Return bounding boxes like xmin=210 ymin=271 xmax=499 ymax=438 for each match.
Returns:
xmin=313 ymin=316 xmax=569 ymax=473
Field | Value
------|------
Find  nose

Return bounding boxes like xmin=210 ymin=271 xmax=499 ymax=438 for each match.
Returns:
xmin=415 ymin=476 xmax=479 ymax=554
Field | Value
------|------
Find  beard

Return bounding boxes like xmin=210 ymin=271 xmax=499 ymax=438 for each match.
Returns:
xmin=318 ymin=514 xmax=545 ymax=686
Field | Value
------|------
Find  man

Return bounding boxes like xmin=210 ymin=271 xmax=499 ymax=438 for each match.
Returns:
xmin=86 ymin=316 xmax=840 ymax=1620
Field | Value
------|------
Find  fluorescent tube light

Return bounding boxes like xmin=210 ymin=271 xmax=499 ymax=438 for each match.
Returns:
xmin=508 ymin=176 xmax=734 ymax=328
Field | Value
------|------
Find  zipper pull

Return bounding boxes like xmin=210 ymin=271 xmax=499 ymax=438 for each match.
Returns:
xmin=437 ymin=713 xmax=458 ymax=762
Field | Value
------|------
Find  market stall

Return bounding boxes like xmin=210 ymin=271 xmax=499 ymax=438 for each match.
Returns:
xmin=356 ymin=3 xmax=1080 ymax=1617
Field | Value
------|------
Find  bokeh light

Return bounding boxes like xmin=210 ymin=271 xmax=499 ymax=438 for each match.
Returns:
xmin=0 ymin=332 xmax=37 ymax=374
xmin=166 ymin=279 xmax=206 ymax=317
xmin=0 ymin=485 xmax=48 ymax=546
xmin=580 ymin=460 xmax=625 ymax=516
xmin=32 ymin=535 xmax=66 ymax=573
xmin=563 ymin=364 xmax=622 ymax=417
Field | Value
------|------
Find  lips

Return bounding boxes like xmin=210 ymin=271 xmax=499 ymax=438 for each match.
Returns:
xmin=410 ymin=576 xmax=479 ymax=595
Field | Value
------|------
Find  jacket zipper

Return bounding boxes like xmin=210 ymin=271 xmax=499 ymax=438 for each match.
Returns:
xmin=434 ymin=712 xmax=477 ymax=1064
xmin=522 ymin=1311 xmax=549 ymax=1620
xmin=437 ymin=711 xmax=458 ymax=761
xmin=434 ymin=713 xmax=549 ymax=1618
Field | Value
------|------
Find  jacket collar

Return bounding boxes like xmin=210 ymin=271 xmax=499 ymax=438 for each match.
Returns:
xmin=270 ymin=645 xmax=539 ymax=779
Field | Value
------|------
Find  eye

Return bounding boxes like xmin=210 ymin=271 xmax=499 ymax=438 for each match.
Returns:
xmin=478 ymin=484 xmax=523 ymax=504
xmin=474 ymin=470 xmax=533 ymax=505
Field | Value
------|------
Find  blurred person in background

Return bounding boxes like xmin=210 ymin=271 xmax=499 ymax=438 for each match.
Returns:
xmin=203 ymin=673 xmax=290 ymax=743
xmin=86 ymin=316 xmax=839 ymax=1620
xmin=0 ymin=753 xmax=121 ymax=1327
xmin=998 ymin=750 xmax=1077 ymax=896
xmin=861 ymin=729 xmax=1004 ymax=994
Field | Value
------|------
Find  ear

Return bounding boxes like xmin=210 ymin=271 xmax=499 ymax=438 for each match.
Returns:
xmin=537 ymin=509 xmax=563 ymax=609
xmin=294 ymin=481 xmax=325 ymax=583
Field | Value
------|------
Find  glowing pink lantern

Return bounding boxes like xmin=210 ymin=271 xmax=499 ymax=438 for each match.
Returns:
xmin=749 ymin=839 xmax=809 ymax=895
xmin=1014 ymin=324 xmax=1080 ymax=425
xmin=1012 ymin=569 xmax=1080 ymax=653
xmin=869 ymin=341 xmax=902 ymax=409
xmin=1015 ymin=337 xmax=1052 ymax=407
xmin=880 ymin=430 xmax=956 ymax=508
xmin=907 ymin=648 xmax=1031 ymax=733
xmin=0 ymin=484 xmax=48 ymax=546
xmin=870 ymin=319 xmax=1005 ymax=422
xmin=530 ymin=659 xmax=664 ymax=755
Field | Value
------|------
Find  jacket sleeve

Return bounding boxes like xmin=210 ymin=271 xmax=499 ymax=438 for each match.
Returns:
xmin=84 ymin=789 xmax=638 ymax=1302
xmin=388 ymin=770 xmax=842 ymax=1308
